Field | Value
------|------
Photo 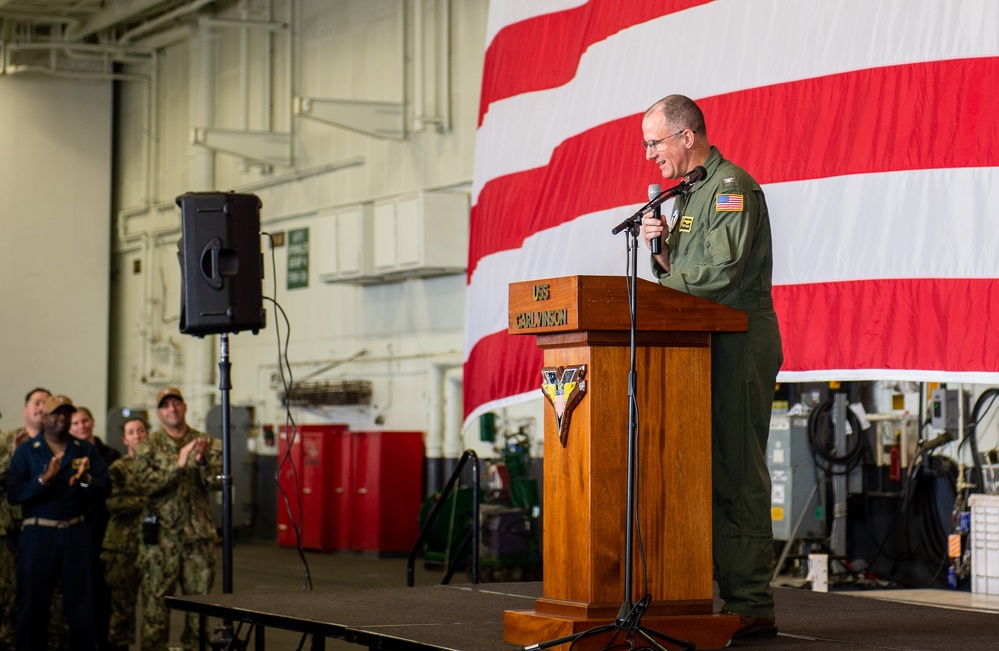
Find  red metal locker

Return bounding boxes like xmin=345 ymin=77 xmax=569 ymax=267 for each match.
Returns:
xmin=276 ymin=424 xmax=348 ymax=552
xmin=350 ymin=431 xmax=425 ymax=553
xmin=275 ymin=426 xmax=302 ymax=548
xmin=332 ymin=431 xmax=354 ymax=550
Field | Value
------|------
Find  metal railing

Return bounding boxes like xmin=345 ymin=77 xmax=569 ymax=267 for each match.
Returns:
xmin=406 ymin=449 xmax=479 ymax=586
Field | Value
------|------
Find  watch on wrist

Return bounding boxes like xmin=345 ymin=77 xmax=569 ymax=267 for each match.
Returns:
xmin=37 ymin=474 xmax=47 ymax=486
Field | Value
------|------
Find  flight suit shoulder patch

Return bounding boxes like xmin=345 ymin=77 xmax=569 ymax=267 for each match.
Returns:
xmin=720 ymin=175 xmax=742 ymax=192
xmin=715 ymin=193 xmax=744 ymax=212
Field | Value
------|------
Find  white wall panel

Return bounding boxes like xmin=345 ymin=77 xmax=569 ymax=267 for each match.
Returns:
xmin=108 ymin=0 xmax=488 ymax=446
xmin=0 ymin=75 xmax=111 ymax=431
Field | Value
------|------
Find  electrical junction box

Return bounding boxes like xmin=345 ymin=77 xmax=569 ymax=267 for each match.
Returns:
xmin=931 ymin=388 xmax=964 ymax=432
xmin=768 ymin=414 xmax=824 ymax=541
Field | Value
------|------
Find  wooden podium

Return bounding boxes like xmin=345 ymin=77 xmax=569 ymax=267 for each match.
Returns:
xmin=504 ymin=275 xmax=748 ymax=650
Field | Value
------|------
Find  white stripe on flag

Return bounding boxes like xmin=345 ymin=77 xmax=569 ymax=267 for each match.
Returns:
xmin=474 ymin=0 xmax=999 ymax=202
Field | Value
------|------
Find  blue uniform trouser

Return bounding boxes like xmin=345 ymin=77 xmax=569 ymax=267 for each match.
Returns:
xmin=16 ymin=523 xmax=96 ymax=651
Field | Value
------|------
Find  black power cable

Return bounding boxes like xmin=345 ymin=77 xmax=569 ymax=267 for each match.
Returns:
xmin=807 ymin=399 xmax=867 ymax=474
xmin=963 ymin=388 xmax=999 ymax=491
xmin=262 ymin=231 xmax=313 ymax=592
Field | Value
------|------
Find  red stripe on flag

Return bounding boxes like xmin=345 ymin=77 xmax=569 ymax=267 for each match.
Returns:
xmin=466 ymin=278 xmax=999 ymax=418
xmin=470 ymin=58 xmax=999 ymax=277
xmin=479 ymin=1 xmax=710 ymax=126
xmin=464 ymin=330 xmax=543 ymax=420
xmin=776 ymin=278 xmax=999 ymax=374
xmin=471 ymin=113 xmax=647 ymax=277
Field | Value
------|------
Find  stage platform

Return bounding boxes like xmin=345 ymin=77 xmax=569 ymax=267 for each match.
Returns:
xmin=168 ymin=581 xmax=999 ymax=651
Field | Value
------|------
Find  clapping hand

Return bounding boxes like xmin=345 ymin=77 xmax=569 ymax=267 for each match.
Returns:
xmin=178 ymin=439 xmax=200 ymax=467
xmin=192 ymin=437 xmax=210 ymax=465
xmin=41 ymin=452 xmax=63 ymax=485
xmin=69 ymin=456 xmax=91 ymax=486
xmin=178 ymin=437 xmax=210 ymax=467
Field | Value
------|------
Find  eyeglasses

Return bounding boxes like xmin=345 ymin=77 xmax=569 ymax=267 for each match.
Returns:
xmin=641 ymin=129 xmax=691 ymax=151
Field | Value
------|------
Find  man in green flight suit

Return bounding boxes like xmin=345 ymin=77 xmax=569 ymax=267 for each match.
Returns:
xmin=640 ymin=95 xmax=783 ymax=640
xmin=134 ymin=386 xmax=222 ymax=650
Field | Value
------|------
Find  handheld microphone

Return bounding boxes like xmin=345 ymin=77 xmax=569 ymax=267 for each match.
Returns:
xmin=611 ymin=166 xmax=707 ymax=236
xmin=648 ymin=184 xmax=663 ymax=254
xmin=634 ymin=166 xmax=706 ymax=220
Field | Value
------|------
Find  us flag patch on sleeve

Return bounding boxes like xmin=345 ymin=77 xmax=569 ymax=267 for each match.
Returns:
xmin=716 ymin=194 xmax=744 ymax=211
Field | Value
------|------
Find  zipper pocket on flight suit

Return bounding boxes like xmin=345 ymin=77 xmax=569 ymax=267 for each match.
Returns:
xmin=682 ymin=220 xmax=705 ymax=255
xmin=704 ymin=227 xmax=734 ymax=265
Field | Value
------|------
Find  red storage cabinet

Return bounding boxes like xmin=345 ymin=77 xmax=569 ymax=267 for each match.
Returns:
xmin=332 ymin=431 xmax=355 ymax=550
xmin=350 ymin=431 xmax=425 ymax=553
xmin=276 ymin=426 xmax=424 ymax=553
xmin=275 ymin=426 xmax=300 ymax=548
xmin=276 ymin=424 xmax=348 ymax=552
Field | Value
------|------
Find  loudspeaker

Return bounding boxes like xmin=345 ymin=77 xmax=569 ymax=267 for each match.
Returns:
xmin=177 ymin=191 xmax=266 ymax=336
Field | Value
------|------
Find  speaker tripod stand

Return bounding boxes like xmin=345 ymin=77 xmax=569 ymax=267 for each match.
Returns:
xmin=208 ymin=332 xmax=241 ymax=649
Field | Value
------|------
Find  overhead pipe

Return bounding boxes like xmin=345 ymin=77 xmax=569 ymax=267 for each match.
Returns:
xmin=68 ymin=0 xmax=182 ymax=42
xmin=427 ymin=363 xmax=445 ymax=495
xmin=2 ymin=41 xmax=153 ymax=76
xmin=198 ymin=17 xmax=288 ymax=31
xmin=411 ymin=0 xmax=452 ymax=132
xmin=134 ymin=24 xmax=193 ymax=50
xmin=399 ymin=0 xmax=409 ymax=138
xmin=229 ymin=156 xmax=365 ymax=194
xmin=4 ymin=41 xmax=152 ymax=57
xmin=428 ymin=361 xmax=461 ymax=495
xmin=286 ymin=0 xmax=296 ymax=155
xmin=412 ymin=0 xmax=423 ymax=131
xmin=442 ymin=368 xmax=465 ymax=480
xmin=437 ymin=0 xmax=452 ymax=131
xmin=0 ymin=65 xmax=147 ymax=81
xmin=119 ymin=0 xmax=216 ymax=44
xmin=240 ymin=0 xmax=249 ymax=129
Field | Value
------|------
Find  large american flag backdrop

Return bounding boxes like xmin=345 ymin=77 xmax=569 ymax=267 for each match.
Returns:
xmin=463 ymin=0 xmax=999 ymax=425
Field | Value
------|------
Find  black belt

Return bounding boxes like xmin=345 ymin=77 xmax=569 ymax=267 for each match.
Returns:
xmin=22 ymin=516 xmax=85 ymax=529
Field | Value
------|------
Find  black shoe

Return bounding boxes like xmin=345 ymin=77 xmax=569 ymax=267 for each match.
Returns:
xmin=725 ymin=612 xmax=778 ymax=641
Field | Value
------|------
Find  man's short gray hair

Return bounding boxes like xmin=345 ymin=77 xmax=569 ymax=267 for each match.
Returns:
xmin=646 ymin=95 xmax=707 ymax=138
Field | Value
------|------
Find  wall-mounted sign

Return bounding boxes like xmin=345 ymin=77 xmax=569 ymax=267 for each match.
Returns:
xmin=287 ymin=227 xmax=309 ymax=290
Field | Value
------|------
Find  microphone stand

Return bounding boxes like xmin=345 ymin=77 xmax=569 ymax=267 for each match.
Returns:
xmin=524 ymin=209 xmax=693 ymax=651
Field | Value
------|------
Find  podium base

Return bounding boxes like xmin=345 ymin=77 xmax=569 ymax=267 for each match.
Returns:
xmin=504 ymin=609 xmax=741 ymax=650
